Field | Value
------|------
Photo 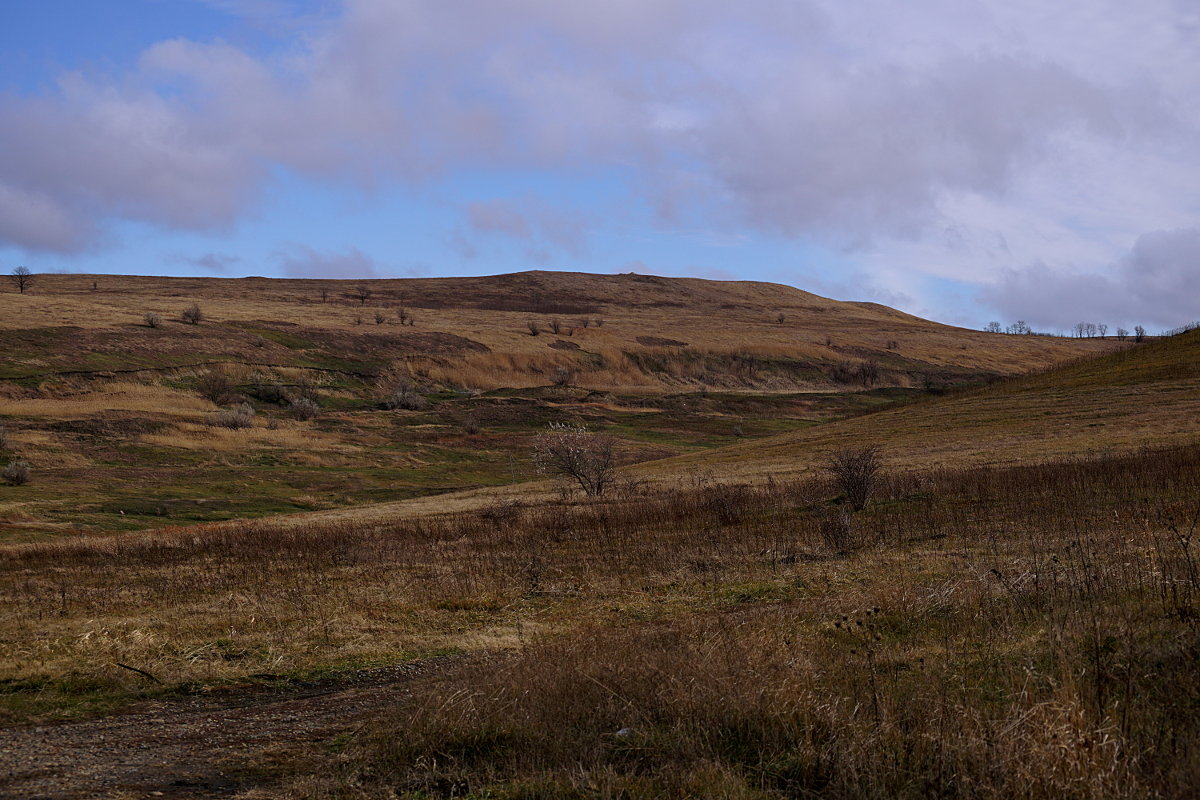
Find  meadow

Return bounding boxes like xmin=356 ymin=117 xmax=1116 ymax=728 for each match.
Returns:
xmin=2 ymin=441 xmax=1196 ymax=797
xmin=0 ymin=273 xmax=1191 ymax=799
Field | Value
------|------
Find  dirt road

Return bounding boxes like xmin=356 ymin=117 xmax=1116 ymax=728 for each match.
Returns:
xmin=0 ymin=658 xmax=459 ymax=799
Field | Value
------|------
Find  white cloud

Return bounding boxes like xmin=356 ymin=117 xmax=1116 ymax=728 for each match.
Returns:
xmin=0 ymin=0 xmax=1196 ymax=326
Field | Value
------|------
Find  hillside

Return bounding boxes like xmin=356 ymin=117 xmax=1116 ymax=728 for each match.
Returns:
xmin=0 ymin=271 xmax=1113 ymax=391
xmin=0 ymin=271 xmax=1120 ymax=537
xmin=646 ymin=326 xmax=1200 ymax=481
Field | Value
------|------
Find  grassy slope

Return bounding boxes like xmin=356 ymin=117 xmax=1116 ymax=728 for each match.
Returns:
xmin=0 ymin=271 xmax=1119 ymax=536
xmin=205 ymin=330 xmax=1195 ymax=529
xmin=0 ymin=271 xmax=1114 ymax=390
xmin=1 ymin=293 xmax=1197 ymax=798
xmin=645 ymin=327 xmax=1200 ymax=481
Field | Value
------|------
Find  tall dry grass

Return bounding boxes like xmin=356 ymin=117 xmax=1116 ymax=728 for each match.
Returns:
xmin=1 ymin=445 xmax=1197 ymax=795
xmin=318 ymin=446 xmax=1196 ymax=799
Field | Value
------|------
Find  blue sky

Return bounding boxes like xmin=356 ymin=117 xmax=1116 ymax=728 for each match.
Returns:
xmin=1 ymin=1 xmax=1197 ymax=330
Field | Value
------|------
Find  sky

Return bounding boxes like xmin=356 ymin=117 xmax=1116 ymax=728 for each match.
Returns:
xmin=1 ymin=0 xmax=1197 ymax=331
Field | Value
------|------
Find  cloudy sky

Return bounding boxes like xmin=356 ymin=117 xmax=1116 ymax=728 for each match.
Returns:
xmin=1 ymin=0 xmax=1197 ymax=330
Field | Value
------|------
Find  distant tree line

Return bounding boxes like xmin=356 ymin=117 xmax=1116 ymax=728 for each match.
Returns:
xmin=984 ymin=319 xmax=1148 ymax=342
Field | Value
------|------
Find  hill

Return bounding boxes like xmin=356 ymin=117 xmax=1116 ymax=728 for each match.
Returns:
xmin=0 ymin=270 xmax=1119 ymax=536
xmin=645 ymin=326 xmax=1200 ymax=481
xmin=0 ymin=271 xmax=1113 ymax=391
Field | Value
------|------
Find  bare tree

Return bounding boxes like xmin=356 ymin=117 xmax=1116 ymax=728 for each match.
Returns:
xmin=984 ymin=321 xmax=1003 ymax=333
xmin=397 ymin=307 xmax=410 ymax=325
xmin=353 ymin=285 xmax=372 ymax=306
xmin=374 ymin=309 xmax=387 ymax=324
xmin=1134 ymin=325 xmax=1146 ymax=343
xmin=181 ymin=304 xmax=203 ymax=325
xmin=9 ymin=266 xmax=34 ymax=294
xmin=823 ymin=445 xmax=883 ymax=511
xmin=1098 ymin=323 xmax=1108 ymax=338
xmin=533 ymin=422 xmax=616 ymax=497
xmin=1116 ymin=327 xmax=1129 ymax=341
xmin=319 ymin=287 xmax=329 ymax=303
xmin=857 ymin=360 xmax=881 ymax=388
xmin=549 ymin=319 xmax=563 ymax=335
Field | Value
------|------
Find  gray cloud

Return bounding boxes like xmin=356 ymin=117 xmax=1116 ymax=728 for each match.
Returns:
xmin=168 ymin=251 xmax=242 ymax=274
xmin=275 ymin=245 xmax=383 ymax=279
xmin=468 ymin=201 xmax=533 ymax=239
xmin=462 ymin=197 xmax=589 ymax=261
xmin=983 ymin=227 xmax=1200 ymax=330
xmin=0 ymin=0 xmax=1196 ymax=329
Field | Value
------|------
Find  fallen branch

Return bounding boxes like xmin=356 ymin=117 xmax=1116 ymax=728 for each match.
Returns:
xmin=115 ymin=663 xmax=161 ymax=683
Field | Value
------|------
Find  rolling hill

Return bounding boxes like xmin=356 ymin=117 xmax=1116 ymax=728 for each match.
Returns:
xmin=0 ymin=270 xmax=1127 ymax=536
xmin=645 ymin=325 xmax=1200 ymax=481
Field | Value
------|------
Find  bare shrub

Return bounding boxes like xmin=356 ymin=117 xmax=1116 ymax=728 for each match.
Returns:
xmin=387 ymin=380 xmax=431 ymax=411
xmin=397 ymin=307 xmax=410 ymax=325
xmin=197 ymin=370 xmax=238 ymax=405
xmin=593 ymin=318 xmax=604 ymax=327
xmin=824 ymin=445 xmax=883 ymax=511
xmin=0 ymin=425 xmax=8 ymax=451
xmin=289 ymin=397 xmax=320 ymax=421
xmin=181 ymin=304 xmax=203 ymax=325
xmin=353 ymin=315 xmax=363 ymax=325
xmin=819 ymin=508 xmax=857 ymax=551
xmin=373 ymin=310 xmax=386 ymax=325
xmin=211 ymin=403 xmax=256 ymax=430
xmin=830 ymin=361 xmax=856 ymax=384
xmin=551 ymin=366 xmax=574 ymax=387
xmin=1 ymin=460 xmax=30 ymax=486
xmin=526 ymin=320 xmax=540 ymax=336
xmin=532 ymin=422 xmax=616 ymax=497
xmin=578 ymin=318 xmax=590 ymax=329
xmin=549 ymin=319 xmax=562 ymax=334
xmin=143 ymin=312 xmax=161 ymax=328
xmin=354 ymin=285 xmax=372 ymax=305
xmin=1135 ymin=325 xmax=1146 ymax=343
xmin=776 ymin=312 xmax=786 ymax=324
xmin=459 ymin=415 xmax=481 ymax=435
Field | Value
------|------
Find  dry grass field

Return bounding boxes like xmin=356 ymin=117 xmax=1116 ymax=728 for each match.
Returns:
xmin=1 ymin=272 xmax=1193 ymax=799
xmin=0 ymin=271 xmax=1117 ymax=537
xmin=643 ymin=326 xmax=1200 ymax=483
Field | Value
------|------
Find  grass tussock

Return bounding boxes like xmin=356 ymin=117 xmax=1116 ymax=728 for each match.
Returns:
xmin=300 ymin=445 xmax=1196 ymax=799
xmin=1 ymin=444 xmax=1198 ymax=799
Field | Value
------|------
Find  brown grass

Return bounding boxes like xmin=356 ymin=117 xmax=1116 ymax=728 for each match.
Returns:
xmin=2 ymin=446 xmax=1197 ymax=800
xmin=291 ymin=445 xmax=1198 ymax=798
xmin=0 ymin=272 xmax=1118 ymax=394
xmin=644 ymin=330 xmax=1200 ymax=482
